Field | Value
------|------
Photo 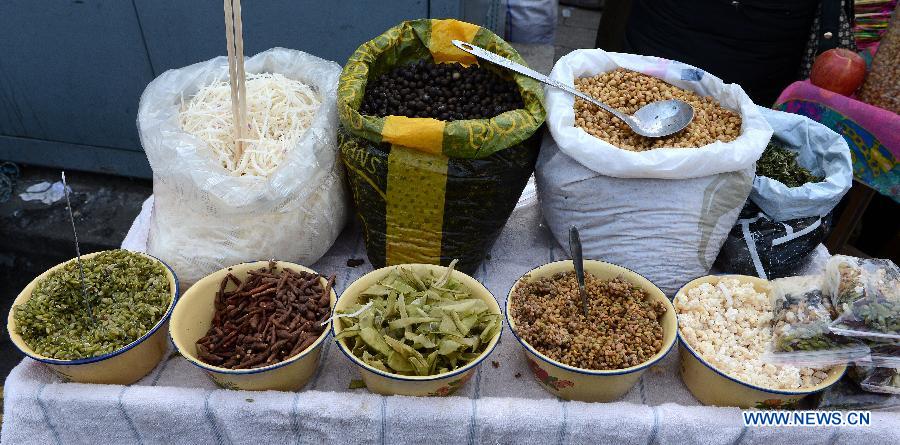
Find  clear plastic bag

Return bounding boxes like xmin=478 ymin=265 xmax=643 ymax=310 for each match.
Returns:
xmin=860 ymin=367 xmax=900 ymax=395
xmin=765 ymin=275 xmax=869 ymax=366
xmin=815 ymin=373 xmax=900 ymax=411
xmin=867 ymin=342 xmax=900 ymax=369
xmin=824 ymin=256 xmax=900 ymax=341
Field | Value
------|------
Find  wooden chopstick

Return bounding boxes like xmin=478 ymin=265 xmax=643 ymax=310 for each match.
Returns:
xmin=223 ymin=0 xmax=247 ymax=164
xmin=233 ymin=0 xmax=248 ymax=162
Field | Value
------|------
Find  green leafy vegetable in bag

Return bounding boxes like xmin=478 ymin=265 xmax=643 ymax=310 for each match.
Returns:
xmin=336 ymin=260 xmax=500 ymax=376
xmin=757 ymin=139 xmax=822 ymax=187
xmin=825 ymin=256 xmax=900 ymax=339
xmin=766 ymin=276 xmax=869 ymax=367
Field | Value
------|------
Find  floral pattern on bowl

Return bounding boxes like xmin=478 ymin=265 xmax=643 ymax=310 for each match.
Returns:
xmin=527 ymin=358 xmax=574 ymax=391
xmin=754 ymin=398 xmax=801 ymax=410
xmin=427 ymin=373 xmax=473 ymax=397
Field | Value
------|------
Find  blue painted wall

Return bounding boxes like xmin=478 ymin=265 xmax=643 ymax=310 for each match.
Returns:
xmin=0 ymin=0 xmax=482 ymax=178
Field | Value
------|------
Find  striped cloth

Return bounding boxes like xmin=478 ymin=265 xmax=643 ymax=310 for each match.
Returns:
xmin=3 ymin=196 xmax=898 ymax=444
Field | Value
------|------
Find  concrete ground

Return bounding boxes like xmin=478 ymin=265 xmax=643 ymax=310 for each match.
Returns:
xmin=555 ymin=5 xmax=602 ymax=61
xmin=511 ymin=5 xmax=602 ymax=73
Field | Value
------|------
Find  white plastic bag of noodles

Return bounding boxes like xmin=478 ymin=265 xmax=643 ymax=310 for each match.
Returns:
xmin=536 ymin=49 xmax=773 ymax=296
xmin=138 ymin=48 xmax=348 ymax=287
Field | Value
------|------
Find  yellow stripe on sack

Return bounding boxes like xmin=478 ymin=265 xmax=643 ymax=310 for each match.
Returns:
xmin=430 ymin=19 xmax=479 ymax=65
xmin=382 ymin=116 xmax=445 ymax=154
xmin=385 ymin=145 xmax=449 ymax=266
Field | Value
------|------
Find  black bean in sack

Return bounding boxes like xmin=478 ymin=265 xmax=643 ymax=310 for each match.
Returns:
xmin=714 ymin=201 xmax=833 ymax=279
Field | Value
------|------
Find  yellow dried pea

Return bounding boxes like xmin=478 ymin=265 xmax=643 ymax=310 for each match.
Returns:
xmin=573 ymin=68 xmax=742 ymax=151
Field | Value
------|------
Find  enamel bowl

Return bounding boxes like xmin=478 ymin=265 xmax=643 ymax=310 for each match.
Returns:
xmin=675 ymin=275 xmax=847 ymax=409
xmin=7 ymin=250 xmax=179 ymax=385
xmin=169 ymin=260 xmax=335 ymax=391
xmin=333 ymin=264 xmax=502 ymax=396
xmin=507 ymin=259 xmax=678 ymax=402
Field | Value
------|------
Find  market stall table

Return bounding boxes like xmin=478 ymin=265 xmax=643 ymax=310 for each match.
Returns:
xmin=3 ymin=196 xmax=898 ymax=444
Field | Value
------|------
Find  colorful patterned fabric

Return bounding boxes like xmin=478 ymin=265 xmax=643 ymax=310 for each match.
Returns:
xmin=776 ymin=81 xmax=899 ymax=202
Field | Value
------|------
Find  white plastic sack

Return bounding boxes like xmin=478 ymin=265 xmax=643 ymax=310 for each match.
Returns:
xmin=751 ymin=107 xmax=852 ymax=221
xmin=545 ymin=49 xmax=773 ymax=179
xmin=537 ymin=49 xmax=773 ymax=295
xmin=507 ymin=0 xmax=557 ymax=44
xmin=138 ymin=48 xmax=348 ymax=287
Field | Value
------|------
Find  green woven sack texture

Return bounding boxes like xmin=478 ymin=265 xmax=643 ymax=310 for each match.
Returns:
xmin=337 ymin=19 xmax=545 ymax=274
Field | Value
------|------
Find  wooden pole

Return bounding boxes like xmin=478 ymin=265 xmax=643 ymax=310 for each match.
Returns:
xmin=223 ymin=0 xmax=247 ymax=164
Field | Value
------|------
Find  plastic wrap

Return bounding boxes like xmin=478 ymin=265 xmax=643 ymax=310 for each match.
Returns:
xmin=860 ymin=367 xmax=900 ymax=395
xmin=138 ymin=48 xmax=348 ymax=287
xmin=868 ymin=342 xmax=900 ymax=368
xmin=815 ymin=376 xmax=900 ymax=411
xmin=714 ymin=202 xmax=833 ymax=280
xmin=824 ymin=256 xmax=900 ymax=341
xmin=337 ymin=19 xmax=545 ymax=275
xmin=537 ymin=49 xmax=770 ymax=295
xmin=765 ymin=275 xmax=869 ymax=367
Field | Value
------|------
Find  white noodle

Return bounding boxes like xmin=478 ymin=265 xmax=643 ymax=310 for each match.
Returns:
xmin=179 ymin=72 xmax=321 ymax=177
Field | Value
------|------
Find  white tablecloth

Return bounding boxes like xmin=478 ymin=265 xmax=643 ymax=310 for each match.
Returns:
xmin=3 ymin=197 xmax=898 ymax=444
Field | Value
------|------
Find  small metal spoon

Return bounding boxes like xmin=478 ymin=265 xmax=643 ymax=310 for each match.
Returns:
xmin=568 ymin=226 xmax=589 ymax=318
xmin=452 ymin=40 xmax=695 ymax=138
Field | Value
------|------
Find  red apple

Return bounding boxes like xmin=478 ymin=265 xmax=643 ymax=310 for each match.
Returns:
xmin=810 ymin=48 xmax=867 ymax=96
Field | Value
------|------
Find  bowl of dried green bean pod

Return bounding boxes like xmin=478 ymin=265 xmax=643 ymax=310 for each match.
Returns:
xmin=332 ymin=261 xmax=502 ymax=396
xmin=7 ymin=250 xmax=179 ymax=385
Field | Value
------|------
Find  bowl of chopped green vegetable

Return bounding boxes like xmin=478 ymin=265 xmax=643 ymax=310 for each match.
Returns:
xmin=7 ymin=249 xmax=178 ymax=385
xmin=332 ymin=260 xmax=502 ymax=396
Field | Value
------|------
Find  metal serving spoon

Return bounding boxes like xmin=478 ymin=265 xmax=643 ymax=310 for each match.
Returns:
xmin=568 ymin=226 xmax=589 ymax=318
xmin=452 ymin=40 xmax=695 ymax=138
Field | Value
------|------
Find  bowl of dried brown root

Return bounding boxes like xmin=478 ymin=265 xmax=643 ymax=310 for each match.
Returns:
xmin=169 ymin=260 xmax=336 ymax=391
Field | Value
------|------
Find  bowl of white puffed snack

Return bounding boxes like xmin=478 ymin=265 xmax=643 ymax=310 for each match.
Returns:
xmin=674 ymin=275 xmax=846 ymax=409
